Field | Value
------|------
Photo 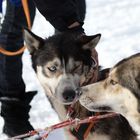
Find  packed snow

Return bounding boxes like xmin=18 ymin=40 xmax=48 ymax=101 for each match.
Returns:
xmin=0 ymin=0 xmax=140 ymax=139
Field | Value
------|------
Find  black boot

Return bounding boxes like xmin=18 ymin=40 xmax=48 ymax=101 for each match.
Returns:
xmin=0 ymin=91 xmax=37 ymax=137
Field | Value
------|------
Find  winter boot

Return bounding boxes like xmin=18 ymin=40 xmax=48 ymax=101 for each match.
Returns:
xmin=0 ymin=91 xmax=37 ymax=137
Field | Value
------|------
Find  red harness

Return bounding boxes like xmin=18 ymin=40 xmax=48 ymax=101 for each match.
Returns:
xmin=9 ymin=113 xmax=118 ymax=140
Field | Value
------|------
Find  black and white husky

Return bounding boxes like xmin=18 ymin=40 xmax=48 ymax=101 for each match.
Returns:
xmin=80 ymin=53 xmax=140 ymax=140
xmin=24 ymin=29 xmax=137 ymax=140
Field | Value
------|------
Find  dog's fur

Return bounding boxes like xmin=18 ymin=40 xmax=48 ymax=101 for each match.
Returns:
xmin=24 ymin=29 xmax=137 ymax=140
xmin=80 ymin=53 xmax=140 ymax=140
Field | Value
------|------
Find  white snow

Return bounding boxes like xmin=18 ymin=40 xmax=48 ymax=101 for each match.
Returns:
xmin=0 ymin=0 xmax=140 ymax=139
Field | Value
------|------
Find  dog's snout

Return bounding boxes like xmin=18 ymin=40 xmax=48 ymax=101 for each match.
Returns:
xmin=63 ymin=89 xmax=76 ymax=102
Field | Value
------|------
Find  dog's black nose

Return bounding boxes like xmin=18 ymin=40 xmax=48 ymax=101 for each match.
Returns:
xmin=63 ymin=89 xmax=76 ymax=102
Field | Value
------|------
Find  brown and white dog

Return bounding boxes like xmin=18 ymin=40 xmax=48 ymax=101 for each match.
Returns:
xmin=24 ymin=29 xmax=137 ymax=140
xmin=80 ymin=53 xmax=140 ymax=140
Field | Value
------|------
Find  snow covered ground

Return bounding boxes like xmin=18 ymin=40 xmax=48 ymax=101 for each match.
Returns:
xmin=0 ymin=0 xmax=140 ymax=139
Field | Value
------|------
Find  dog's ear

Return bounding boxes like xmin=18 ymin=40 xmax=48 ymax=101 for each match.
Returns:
xmin=78 ymin=34 xmax=101 ymax=50
xmin=23 ymin=28 xmax=45 ymax=54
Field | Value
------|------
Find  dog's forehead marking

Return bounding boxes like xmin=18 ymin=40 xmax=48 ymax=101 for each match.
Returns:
xmin=62 ymin=58 xmax=66 ymax=73
xmin=66 ymin=57 xmax=74 ymax=71
xmin=46 ymin=58 xmax=61 ymax=67
xmin=66 ymin=57 xmax=82 ymax=72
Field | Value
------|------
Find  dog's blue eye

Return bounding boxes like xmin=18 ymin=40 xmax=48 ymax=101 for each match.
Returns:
xmin=48 ymin=66 xmax=57 ymax=72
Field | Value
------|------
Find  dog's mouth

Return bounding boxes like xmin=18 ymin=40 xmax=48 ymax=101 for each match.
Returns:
xmin=92 ymin=106 xmax=112 ymax=112
xmin=89 ymin=105 xmax=112 ymax=112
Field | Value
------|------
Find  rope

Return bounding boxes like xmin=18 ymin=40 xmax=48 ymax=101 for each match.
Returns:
xmin=0 ymin=0 xmax=31 ymax=56
xmin=8 ymin=113 xmax=119 ymax=140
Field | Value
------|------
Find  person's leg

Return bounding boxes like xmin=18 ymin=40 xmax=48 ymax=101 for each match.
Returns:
xmin=0 ymin=0 xmax=36 ymax=137
xmin=76 ymin=0 xmax=86 ymax=22
xmin=55 ymin=0 xmax=86 ymax=34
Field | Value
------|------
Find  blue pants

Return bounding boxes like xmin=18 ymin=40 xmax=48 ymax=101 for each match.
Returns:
xmin=0 ymin=0 xmax=35 ymax=98
xmin=0 ymin=0 xmax=36 ymax=136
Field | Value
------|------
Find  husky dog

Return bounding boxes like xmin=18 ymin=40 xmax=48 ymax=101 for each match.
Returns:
xmin=24 ymin=29 xmax=136 ymax=140
xmin=80 ymin=53 xmax=140 ymax=140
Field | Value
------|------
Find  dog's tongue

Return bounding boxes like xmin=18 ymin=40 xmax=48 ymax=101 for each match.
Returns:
xmin=66 ymin=97 xmax=79 ymax=119
xmin=66 ymin=88 xmax=82 ymax=119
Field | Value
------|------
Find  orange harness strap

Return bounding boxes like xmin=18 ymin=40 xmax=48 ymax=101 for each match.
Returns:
xmin=21 ymin=0 xmax=31 ymax=29
xmin=83 ymin=112 xmax=100 ymax=139
xmin=0 ymin=0 xmax=31 ymax=56
xmin=83 ymin=121 xmax=94 ymax=139
xmin=70 ymin=113 xmax=100 ymax=140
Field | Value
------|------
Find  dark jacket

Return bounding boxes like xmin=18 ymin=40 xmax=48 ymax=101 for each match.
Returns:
xmin=33 ymin=0 xmax=86 ymax=32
